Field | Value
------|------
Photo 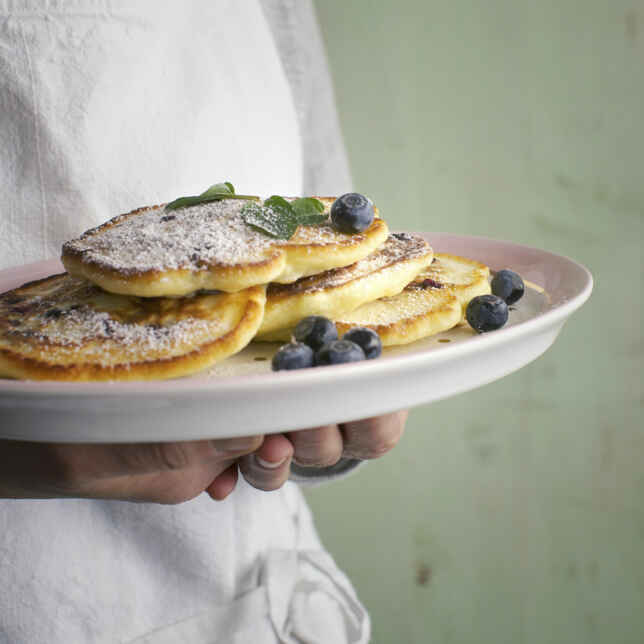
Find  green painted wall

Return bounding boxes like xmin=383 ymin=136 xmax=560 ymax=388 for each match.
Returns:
xmin=307 ymin=2 xmax=643 ymax=642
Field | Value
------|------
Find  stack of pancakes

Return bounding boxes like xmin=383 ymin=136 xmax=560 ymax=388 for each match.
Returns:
xmin=0 ymin=197 xmax=490 ymax=381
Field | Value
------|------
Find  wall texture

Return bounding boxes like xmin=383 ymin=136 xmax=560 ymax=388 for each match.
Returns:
xmin=307 ymin=2 xmax=643 ymax=642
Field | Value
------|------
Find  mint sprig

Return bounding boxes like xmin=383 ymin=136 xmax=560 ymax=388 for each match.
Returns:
xmin=291 ymin=197 xmax=326 ymax=223
xmin=241 ymin=196 xmax=327 ymax=240
xmin=165 ymin=182 xmax=258 ymax=211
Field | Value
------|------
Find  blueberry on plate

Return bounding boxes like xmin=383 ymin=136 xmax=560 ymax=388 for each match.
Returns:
xmin=330 ymin=193 xmax=375 ymax=234
xmin=271 ymin=342 xmax=314 ymax=371
xmin=342 ymin=326 xmax=382 ymax=359
xmin=314 ymin=339 xmax=366 ymax=366
xmin=466 ymin=294 xmax=509 ymax=333
xmin=294 ymin=315 xmax=338 ymax=351
xmin=491 ymin=269 xmax=525 ymax=305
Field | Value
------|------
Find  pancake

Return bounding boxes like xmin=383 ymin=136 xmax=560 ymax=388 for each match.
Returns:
xmin=61 ymin=197 xmax=388 ymax=298
xmin=0 ymin=274 xmax=265 ymax=381
xmin=334 ymin=279 xmax=462 ymax=347
xmin=417 ymin=252 xmax=491 ymax=318
xmin=333 ymin=252 xmax=492 ymax=346
xmin=255 ymin=233 xmax=433 ymax=340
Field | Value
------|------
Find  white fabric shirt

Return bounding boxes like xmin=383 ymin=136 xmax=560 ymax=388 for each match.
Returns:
xmin=0 ymin=1 xmax=365 ymax=642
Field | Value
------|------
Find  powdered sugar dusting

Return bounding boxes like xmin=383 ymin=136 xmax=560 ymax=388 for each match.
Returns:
xmin=63 ymin=199 xmax=340 ymax=274
xmin=0 ymin=275 xmax=228 ymax=367
xmin=39 ymin=308 xmax=217 ymax=361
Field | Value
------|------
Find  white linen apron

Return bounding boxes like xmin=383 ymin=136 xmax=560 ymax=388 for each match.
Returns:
xmin=0 ymin=1 xmax=368 ymax=642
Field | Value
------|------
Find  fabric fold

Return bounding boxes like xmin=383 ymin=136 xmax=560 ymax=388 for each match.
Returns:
xmin=127 ymin=549 xmax=370 ymax=644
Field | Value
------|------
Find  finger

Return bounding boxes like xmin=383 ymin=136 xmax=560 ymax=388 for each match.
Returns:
xmin=340 ymin=410 xmax=409 ymax=460
xmin=286 ymin=425 xmax=343 ymax=467
xmin=239 ymin=433 xmax=294 ymax=492
xmin=206 ymin=463 xmax=239 ymax=501
xmin=42 ymin=435 xmax=264 ymax=485
xmin=109 ymin=436 xmax=265 ymax=475
xmin=68 ymin=457 xmax=240 ymax=504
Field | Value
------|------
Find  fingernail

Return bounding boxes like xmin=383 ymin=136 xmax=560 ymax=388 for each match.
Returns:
xmin=255 ymin=454 xmax=287 ymax=470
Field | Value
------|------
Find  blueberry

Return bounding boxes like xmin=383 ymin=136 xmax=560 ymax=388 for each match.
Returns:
xmin=271 ymin=342 xmax=314 ymax=371
xmin=314 ymin=339 xmax=366 ymax=366
xmin=330 ymin=193 xmax=375 ymax=234
xmin=294 ymin=315 xmax=338 ymax=351
xmin=342 ymin=326 xmax=382 ymax=359
xmin=491 ymin=269 xmax=525 ymax=305
xmin=466 ymin=295 xmax=509 ymax=333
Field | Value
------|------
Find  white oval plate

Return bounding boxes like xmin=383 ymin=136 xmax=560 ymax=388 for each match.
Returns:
xmin=0 ymin=233 xmax=592 ymax=443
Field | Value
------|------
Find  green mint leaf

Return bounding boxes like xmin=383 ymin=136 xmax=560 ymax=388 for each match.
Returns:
xmin=292 ymin=197 xmax=325 ymax=215
xmin=295 ymin=212 xmax=329 ymax=226
xmin=291 ymin=197 xmax=327 ymax=225
xmin=199 ymin=182 xmax=235 ymax=198
xmin=241 ymin=201 xmax=298 ymax=240
xmin=263 ymin=195 xmax=293 ymax=215
xmin=165 ymin=181 xmax=257 ymax=211
xmin=164 ymin=195 xmax=206 ymax=210
xmin=240 ymin=196 xmax=327 ymax=240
